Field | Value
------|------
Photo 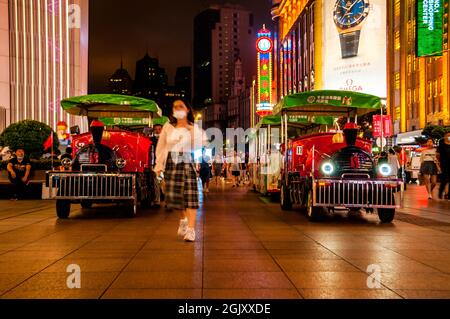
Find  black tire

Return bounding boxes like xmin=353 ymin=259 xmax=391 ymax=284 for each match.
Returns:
xmin=378 ymin=208 xmax=395 ymax=223
xmin=80 ymin=200 xmax=92 ymax=209
xmin=280 ymin=182 xmax=292 ymax=211
xmin=125 ymin=201 xmax=137 ymax=218
xmin=56 ymin=200 xmax=71 ymax=219
xmin=306 ymin=189 xmax=324 ymax=221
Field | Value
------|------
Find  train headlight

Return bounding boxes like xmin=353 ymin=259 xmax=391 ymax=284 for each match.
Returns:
xmin=379 ymin=164 xmax=392 ymax=177
xmin=321 ymin=162 xmax=334 ymax=175
xmin=61 ymin=158 xmax=72 ymax=169
xmin=116 ymin=158 xmax=127 ymax=169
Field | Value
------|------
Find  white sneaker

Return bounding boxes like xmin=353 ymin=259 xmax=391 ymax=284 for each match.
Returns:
xmin=184 ymin=227 xmax=196 ymax=242
xmin=177 ymin=218 xmax=188 ymax=236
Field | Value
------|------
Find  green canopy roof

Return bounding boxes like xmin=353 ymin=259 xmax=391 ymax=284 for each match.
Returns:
xmin=99 ymin=116 xmax=169 ymax=127
xmin=255 ymin=114 xmax=337 ymax=130
xmin=273 ymin=90 xmax=382 ymax=117
xmin=61 ymin=94 xmax=162 ymax=118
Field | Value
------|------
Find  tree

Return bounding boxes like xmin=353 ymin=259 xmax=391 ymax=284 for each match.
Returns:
xmin=0 ymin=120 xmax=59 ymax=159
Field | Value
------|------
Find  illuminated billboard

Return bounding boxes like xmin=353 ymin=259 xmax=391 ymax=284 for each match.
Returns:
xmin=256 ymin=25 xmax=274 ymax=117
xmin=417 ymin=0 xmax=443 ymax=57
xmin=322 ymin=0 xmax=387 ymax=98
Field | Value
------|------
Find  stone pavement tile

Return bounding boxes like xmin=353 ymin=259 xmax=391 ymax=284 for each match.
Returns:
xmin=391 ymin=249 xmax=450 ymax=261
xmin=42 ymin=258 xmax=130 ymax=273
xmin=420 ymin=260 xmax=450 ymax=273
xmin=262 ymin=241 xmax=322 ymax=250
xmin=318 ymin=241 xmax=386 ymax=250
xmin=10 ymin=272 xmax=118 ymax=291
xmin=204 ymin=272 xmax=294 ymax=289
xmin=81 ymin=241 xmax=145 ymax=251
xmin=66 ymin=249 xmax=138 ymax=259
xmin=0 ymin=273 xmax=34 ymax=294
xmin=0 ymin=250 xmax=67 ymax=262
xmin=123 ymin=257 xmax=202 ymax=272
xmin=102 ymin=288 xmax=202 ymax=299
xmin=380 ymin=272 xmax=450 ymax=290
xmin=203 ymin=289 xmax=302 ymax=299
xmin=204 ymin=241 xmax=265 ymax=250
xmin=111 ymin=272 xmax=202 ymax=289
xmin=0 ymin=260 xmax=55 ymax=273
xmin=142 ymin=239 xmax=203 ymax=250
xmin=330 ymin=248 xmax=410 ymax=260
xmin=269 ymin=248 xmax=341 ymax=260
xmin=378 ymin=242 xmax=450 ymax=250
xmin=1 ymin=289 xmax=104 ymax=299
xmin=134 ymin=249 xmax=203 ymax=259
xmin=275 ymin=259 xmax=360 ymax=272
xmin=203 ymin=249 xmax=270 ymax=259
xmin=299 ymin=288 xmax=402 ymax=299
xmin=393 ymin=290 xmax=450 ymax=299
xmin=253 ymin=234 xmax=314 ymax=242
xmin=204 ymin=257 xmax=281 ymax=272
xmin=347 ymin=259 xmax=440 ymax=273
xmin=203 ymin=234 xmax=259 ymax=242
xmin=286 ymin=272 xmax=373 ymax=289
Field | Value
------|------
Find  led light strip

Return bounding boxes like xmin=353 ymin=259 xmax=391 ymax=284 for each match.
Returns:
xmin=59 ymin=0 xmax=63 ymax=125
xmin=52 ymin=0 xmax=57 ymax=129
xmin=65 ymin=0 xmax=71 ymax=126
xmin=45 ymin=0 xmax=49 ymax=125
xmin=30 ymin=0 xmax=35 ymax=120
xmin=22 ymin=0 xmax=27 ymax=119
xmin=13 ymin=0 xmax=19 ymax=122
xmin=38 ymin=0 xmax=43 ymax=123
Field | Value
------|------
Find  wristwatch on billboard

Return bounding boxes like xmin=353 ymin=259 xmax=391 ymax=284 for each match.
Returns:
xmin=333 ymin=0 xmax=370 ymax=59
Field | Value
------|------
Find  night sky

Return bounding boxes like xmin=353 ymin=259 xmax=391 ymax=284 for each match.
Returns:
xmin=88 ymin=0 xmax=273 ymax=93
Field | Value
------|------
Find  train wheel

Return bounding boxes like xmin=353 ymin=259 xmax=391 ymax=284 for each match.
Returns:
xmin=56 ymin=200 xmax=71 ymax=219
xmin=306 ymin=190 xmax=324 ymax=221
xmin=80 ymin=200 xmax=92 ymax=209
xmin=125 ymin=201 xmax=137 ymax=218
xmin=378 ymin=208 xmax=395 ymax=223
xmin=280 ymin=182 xmax=292 ymax=211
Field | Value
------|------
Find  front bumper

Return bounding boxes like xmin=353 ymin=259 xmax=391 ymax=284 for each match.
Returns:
xmin=46 ymin=172 xmax=136 ymax=200
xmin=313 ymin=178 xmax=403 ymax=209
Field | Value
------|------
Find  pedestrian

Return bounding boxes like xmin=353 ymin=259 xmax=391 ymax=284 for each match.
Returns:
xmin=420 ymin=138 xmax=439 ymax=199
xmin=0 ymin=146 xmax=12 ymax=161
xmin=437 ymin=131 xmax=450 ymax=200
xmin=6 ymin=148 xmax=31 ymax=200
xmin=199 ymin=148 xmax=212 ymax=193
xmin=212 ymin=153 xmax=223 ymax=186
xmin=231 ymin=151 xmax=241 ymax=187
xmin=155 ymin=100 xmax=207 ymax=242
xmin=387 ymin=148 xmax=400 ymax=178
xmin=151 ymin=124 xmax=163 ymax=207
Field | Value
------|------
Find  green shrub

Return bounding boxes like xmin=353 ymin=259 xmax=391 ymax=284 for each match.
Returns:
xmin=0 ymin=120 xmax=59 ymax=159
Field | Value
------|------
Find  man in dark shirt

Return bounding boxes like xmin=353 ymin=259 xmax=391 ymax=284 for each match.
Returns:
xmin=438 ymin=132 xmax=450 ymax=200
xmin=7 ymin=148 xmax=31 ymax=200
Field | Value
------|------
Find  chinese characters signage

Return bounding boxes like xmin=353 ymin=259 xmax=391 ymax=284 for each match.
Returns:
xmin=417 ymin=0 xmax=443 ymax=57
xmin=256 ymin=26 xmax=273 ymax=117
xmin=373 ymin=115 xmax=393 ymax=138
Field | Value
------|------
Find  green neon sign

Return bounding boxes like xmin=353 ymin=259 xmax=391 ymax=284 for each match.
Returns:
xmin=417 ymin=0 xmax=444 ymax=57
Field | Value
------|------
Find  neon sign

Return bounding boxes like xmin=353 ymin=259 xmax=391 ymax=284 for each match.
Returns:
xmin=256 ymin=25 xmax=273 ymax=117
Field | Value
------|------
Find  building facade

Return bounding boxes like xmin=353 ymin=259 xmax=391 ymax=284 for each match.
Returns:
xmin=175 ymin=66 xmax=192 ymax=103
xmin=388 ymin=0 xmax=449 ymax=133
xmin=108 ymin=61 xmax=133 ymax=95
xmin=133 ymin=53 xmax=168 ymax=106
xmin=1 ymin=0 xmax=89 ymax=133
xmin=271 ymin=0 xmax=450 ymax=135
xmin=194 ymin=4 xmax=256 ymax=109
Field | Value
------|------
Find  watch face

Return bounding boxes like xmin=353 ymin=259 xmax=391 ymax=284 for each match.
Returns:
xmin=333 ymin=0 xmax=370 ymax=30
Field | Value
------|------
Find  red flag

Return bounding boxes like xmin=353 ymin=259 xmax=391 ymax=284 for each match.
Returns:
xmin=43 ymin=134 xmax=53 ymax=150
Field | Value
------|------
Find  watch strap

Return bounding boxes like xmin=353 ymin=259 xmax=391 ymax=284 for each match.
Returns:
xmin=339 ymin=30 xmax=361 ymax=59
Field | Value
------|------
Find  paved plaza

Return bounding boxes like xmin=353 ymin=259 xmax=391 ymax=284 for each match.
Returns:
xmin=0 ymin=183 xmax=450 ymax=299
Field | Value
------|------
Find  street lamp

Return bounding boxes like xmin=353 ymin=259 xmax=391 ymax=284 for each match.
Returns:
xmin=195 ymin=113 xmax=202 ymax=121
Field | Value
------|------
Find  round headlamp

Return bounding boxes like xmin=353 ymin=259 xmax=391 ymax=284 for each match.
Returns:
xmin=321 ymin=162 xmax=334 ymax=175
xmin=379 ymin=164 xmax=392 ymax=177
xmin=116 ymin=158 xmax=127 ymax=169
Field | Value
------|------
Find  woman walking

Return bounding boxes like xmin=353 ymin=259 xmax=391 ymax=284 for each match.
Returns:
xmin=231 ymin=151 xmax=241 ymax=187
xmin=155 ymin=100 xmax=207 ymax=242
xmin=199 ymin=148 xmax=212 ymax=193
xmin=212 ymin=153 xmax=224 ymax=186
xmin=420 ymin=138 xmax=439 ymax=199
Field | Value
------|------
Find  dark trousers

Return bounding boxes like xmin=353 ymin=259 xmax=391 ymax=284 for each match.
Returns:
xmin=8 ymin=176 xmax=27 ymax=198
xmin=439 ymin=168 xmax=450 ymax=198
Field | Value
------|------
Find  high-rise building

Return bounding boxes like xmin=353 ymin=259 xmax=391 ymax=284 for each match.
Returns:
xmin=175 ymin=66 xmax=192 ymax=102
xmin=1 ymin=0 xmax=89 ymax=132
xmin=133 ymin=53 xmax=167 ymax=105
xmin=193 ymin=4 xmax=256 ymax=108
xmin=271 ymin=0 xmax=449 ymax=137
xmin=108 ymin=60 xmax=133 ymax=95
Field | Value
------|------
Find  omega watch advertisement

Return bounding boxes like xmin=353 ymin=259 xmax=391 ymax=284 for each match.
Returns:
xmin=322 ymin=0 xmax=387 ymax=98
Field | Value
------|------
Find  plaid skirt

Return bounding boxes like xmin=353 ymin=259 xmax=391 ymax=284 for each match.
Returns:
xmin=164 ymin=152 xmax=199 ymax=210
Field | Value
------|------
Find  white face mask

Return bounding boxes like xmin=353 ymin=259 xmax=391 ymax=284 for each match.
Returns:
xmin=173 ymin=110 xmax=187 ymax=120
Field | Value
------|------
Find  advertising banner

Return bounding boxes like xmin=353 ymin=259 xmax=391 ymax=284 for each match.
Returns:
xmin=322 ymin=0 xmax=387 ymax=98
xmin=417 ymin=0 xmax=443 ymax=57
xmin=373 ymin=114 xmax=393 ymax=137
